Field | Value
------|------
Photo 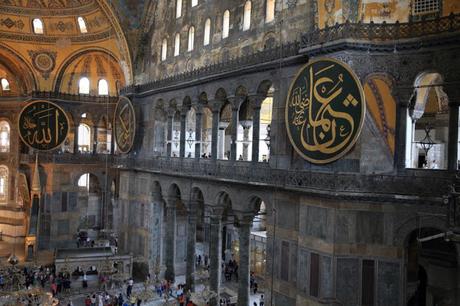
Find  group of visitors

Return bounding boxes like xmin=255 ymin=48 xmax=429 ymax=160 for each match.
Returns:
xmin=196 ymin=254 xmax=209 ymax=267
xmin=223 ymin=259 xmax=238 ymax=281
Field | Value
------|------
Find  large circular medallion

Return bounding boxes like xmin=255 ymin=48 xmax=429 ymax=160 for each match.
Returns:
xmin=285 ymin=58 xmax=366 ymax=164
xmin=114 ymin=96 xmax=136 ymax=153
xmin=18 ymin=100 xmax=69 ymax=151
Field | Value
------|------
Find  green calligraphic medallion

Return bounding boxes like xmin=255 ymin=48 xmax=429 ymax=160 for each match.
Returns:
xmin=285 ymin=58 xmax=366 ymax=164
xmin=18 ymin=100 xmax=69 ymax=151
xmin=114 ymin=96 xmax=136 ymax=154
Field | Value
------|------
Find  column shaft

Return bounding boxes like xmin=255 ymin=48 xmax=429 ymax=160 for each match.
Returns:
xmin=211 ymin=110 xmax=219 ymax=161
xmin=92 ymin=126 xmax=98 ymax=154
xmin=230 ymin=107 xmax=238 ymax=161
xmin=186 ymin=211 xmax=197 ymax=291
xmin=448 ymin=103 xmax=459 ymax=171
xmin=167 ymin=115 xmax=173 ymax=157
xmin=195 ymin=111 xmax=203 ymax=159
xmin=237 ymin=221 xmax=252 ymax=306
xmin=164 ymin=203 xmax=176 ymax=282
xmin=252 ymin=107 xmax=261 ymax=162
xmin=179 ymin=112 xmax=187 ymax=158
xmin=73 ymin=124 xmax=79 ymax=154
xmin=209 ymin=215 xmax=222 ymax=304
xmin=394 ymin=88 xmax=412 ymax=170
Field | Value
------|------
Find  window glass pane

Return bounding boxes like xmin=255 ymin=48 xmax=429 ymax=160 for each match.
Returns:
xmin=188 ymin=26 xmax=195 ymax=51
xmin=77 ymin=17 xmax=88 ymax=33
xmin=79 ymin=77 xmax=90 ymax=94
xmin=176 ymin=0 xmax=182 ymax=18
xmin=243 ymin=1 xmax=251 ymax=31
xmin=223 ymin=10 xmax=230 ymax=38
xmin=78 ymin=124 xmax=91 ymax=152
xmin=204 ymin=19 xmax=211 ymax=46
xmin=266 ymin=0 xmax=275 ymax=23
xmin=0 ymin=121 xmax=10 ymax=153
xmin=174 ymin=33 xmax=180 ymax=56
xmin=33 ymin=18 xmax=44 ymax=34
xmin=1 ymin=79 xmax=10 ymax=91
xmin=0 ymin=166 xmax=8 ymax=203
xmin=162 ymin=39 xmax=168 ymax=61
xmin=98 ymin=79 xmax=109 ymax=95
xmin=191 ymin=0 xmax=198 ymax=6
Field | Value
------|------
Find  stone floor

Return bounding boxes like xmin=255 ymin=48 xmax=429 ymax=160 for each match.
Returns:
xmin=59 ymin=274 xmax=265 ymax=306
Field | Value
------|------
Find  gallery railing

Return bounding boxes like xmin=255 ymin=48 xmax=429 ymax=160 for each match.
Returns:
xmin=20 ymin=153 xmax=114 ymax=164
xmin=301 ymin=13 xmax=460 ymax=47
xmin=31 ymin=91 xmax=119 ymax=104
xmin=115 ymin=156 xmax=453 ymax=199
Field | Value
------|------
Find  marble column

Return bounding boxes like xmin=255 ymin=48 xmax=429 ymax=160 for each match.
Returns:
xmin=237 ymin=215 xmax=253 ymax=306
xmin=166 ymin=113 xmax=174 ymax=157
xmin=110 ymin=128 xmax=115 ymax=154
xmin=92 ymin=126 xmax=98 ymax=154
xmin=179 ymin=109 xmax=187 ymax=158
xmin=394 ymin=87 xmax=413 ymax=170
xmin=251 ymin=97 xmax=262 ymax=163
xmin=230 ymin=106 xmax=239 ymax=161
xmin=164 ymin=198 xmax=177 ymax=282
xmin=195 ymin=106 xmax=203 ymax=159
xmin=447 ymin=101 xmax=459 ymax=171
xmin=186 ymin=202 xmax=198 ymax=291
xmin=73 ymin=123 xmax=79 ymax=154
xmin=209 ymin=210 xmax=223 ymax=305
xmin=211 ymin=109 xmax=220 ymax=161
xmin=240 ymin=122 xmax=252 ymax=161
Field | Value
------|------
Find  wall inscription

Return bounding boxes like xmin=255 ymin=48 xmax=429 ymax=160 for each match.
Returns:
xmin=114 ymin=96 xmax=136 ymax=154
xmin=285 ymin=58 xmax=365 ymax=164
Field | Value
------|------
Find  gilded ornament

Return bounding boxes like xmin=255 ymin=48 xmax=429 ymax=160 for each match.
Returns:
xmin=114 ymin=96 xmax=136 ymax=154
xmin=285 ymin=58 xmax=366 ymax=164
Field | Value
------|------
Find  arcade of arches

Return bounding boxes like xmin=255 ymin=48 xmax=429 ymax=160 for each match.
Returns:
xmin=1 ymin=0 xmax=460 ymax=306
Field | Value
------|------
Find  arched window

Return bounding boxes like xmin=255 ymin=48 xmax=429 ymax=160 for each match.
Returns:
xmin=0 ymin=121 xmax=10 ymax=153
xmin=78 ymin=173 xmax=89 ymax=189
xmin=79 ymin=77 xmax=90 ymax=94
xmin=222 ymin=10 xmax=230 ymax=39
xmin=174 ymin=33 xmax=180 ymax=56
xmin=77 ymin=17 xmax=88 ymax=33
xmin=161 ymin=38 xmax=168 ymax=61
xmin=188 ymin=26 xmax=195 ymax=51
xmin=98 ymin=79 xmax=109 ymax=96
xmin=78 ymin=123 xmax=91 ymax=152
xmin=176 ymin=0 xmax=182 ymax=18
xmin=243 ymin=1 xmax=251 ymax=31
xmin=203 ymin=18 xmax=211 ymax=46
xmin=32 ymin=18 xmax=44 ymax=34
xmin=191 ymin=0 xmax=198 ymax=7
xmin=266 ymin=0 xmax=275 ymax=23
xmin=1 ymin=79 xmax=9 ymax=91
xmin=0 ymin=165 xmax=8 ymax=203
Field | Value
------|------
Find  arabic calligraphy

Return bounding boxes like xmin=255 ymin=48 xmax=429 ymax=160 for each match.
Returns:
xmin=285 ymin=58 xmax=365 ymax=164
xmin=19 ymin=100 xmax=69 ymax=151
xmin=114 ymin=96 xmax=136 ymax=153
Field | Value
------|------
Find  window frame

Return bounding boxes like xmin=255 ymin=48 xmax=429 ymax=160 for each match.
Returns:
xmin=222 ymin=10 xmax=230 ymax=39
xmin=176 ymin=0 xmax=182 ymax=18
xmin=188 ymin=26 xmax=195 ymax=51
xmin=78 ymin=77 xmax=90 ymax=95
xmin=265 ymin=0 xmax=275 ymax=23
xmin=174 ymin=33 xmax=180 ymax=56
xmin=161 ymin=38 xmax=168 ymax=61
xmin=0 ymin=121 xmax=10 ymax=153
xmin=98 ymin=79 xmax=109 ymax=96
xmin=243 ymin=1 xmax=252 ymax=31
xmin=0 ymin=79 xmax=10 ymax=91
xmin=203 ymin=18 xmax=211 ymax=46
xmin=77 ymin=16 xmax=88 ymax=34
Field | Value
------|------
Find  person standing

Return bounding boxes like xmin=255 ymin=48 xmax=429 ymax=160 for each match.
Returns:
xmin=127 ymin=278 xmax=133 ymax=297
xmin=260 ymin=294 xmax=264 ymax=306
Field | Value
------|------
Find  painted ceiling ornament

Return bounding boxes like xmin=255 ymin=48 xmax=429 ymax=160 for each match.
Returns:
xmin=285 ymin=58 xmax=366 ymax=164
xmin=114 ymin=96 xmax=136 ymax=154
xmin=0 ymin=17 xmax=24 ymax=29
xmin=28 ymin=50 xmax=57 ymax=80
xmin=18 ymin=100 xmax=69 ymax=151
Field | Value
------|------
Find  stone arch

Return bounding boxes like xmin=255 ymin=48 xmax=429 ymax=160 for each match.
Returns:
xmin=412 ymin=71 xmax=447 ymax=119
xmin=0 ymin=43 xmax=37 ymax=93
xmin=215 ymin=87 xmax=227 ymax=101
xmin=393 ymin=215 xmax=448 ymax=247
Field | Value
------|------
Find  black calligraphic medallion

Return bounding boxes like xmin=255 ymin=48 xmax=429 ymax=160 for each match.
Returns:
xmin=285 ymin=58 xmax=366 ymax=164
xmin=18 ymin=100 xmax=69 ymax=151
xmin=114 ymin=96 xmax=136 ymax=153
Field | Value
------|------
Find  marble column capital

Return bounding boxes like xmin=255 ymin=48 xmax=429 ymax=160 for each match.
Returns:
xmin=248 ymin=94 xmax=265 ymax=110
xmin=227 ymin=95 xmax=245 ymax=109
xmin=209 ymin=99 xmax=225 ymax=113
xmin=235 ymin=212 xmax=254 ymax=227
xmin=205 ymin=205 xmax=225 ymax=219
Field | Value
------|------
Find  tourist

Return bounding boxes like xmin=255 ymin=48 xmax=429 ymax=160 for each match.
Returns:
xmin=136 ymin=296 xmax=142 ymax=306
xmin=260 ymin=294 xmax=264 ymax=306
xmin=51 ymin=281 xmax=57 ymax=297
xmin=129 ymin=294 xmax=137 ymax=306
xmin=127 ymin=278 xmax=134 ymax=297
xmin=91 ymin=294 xmax=97 ymax=306
xmin=83 ymin=272 xmax=88 ymax=288
xmin=253 ymin=281 xmax=258 ymax=294
xmin=84 ymin=295 xmax=91 ymax=306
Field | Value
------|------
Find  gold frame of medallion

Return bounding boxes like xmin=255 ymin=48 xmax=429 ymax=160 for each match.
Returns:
xmin=113 ymin=96 xmax=136 ymax=154
xmin=17 ymin=100 xmax=70 ymax=151
xmin=285 ymin=57 xmax=366 ymax=164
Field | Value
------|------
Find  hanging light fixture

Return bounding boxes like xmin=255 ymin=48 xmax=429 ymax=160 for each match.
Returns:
xmin=415 ymin=123 xmax=435 ymax=157
xmin=264 ymin=124 xmax=271 ymax=150
xmin=186 ymin=128 xmax=194 ymax=148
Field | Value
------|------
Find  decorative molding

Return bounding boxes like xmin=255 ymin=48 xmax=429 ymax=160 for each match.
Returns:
xmin=0 ymin=0 xmax=98 ymax=16
xmin=0 ymin=29 xmax=112 ymax=43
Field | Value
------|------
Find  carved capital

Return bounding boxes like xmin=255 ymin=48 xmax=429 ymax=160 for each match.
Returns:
xmin=248 ymin=95 xmax=265 ymax=110
xmin=209 ymin=99 xmax=225 ymax=113
xmin=227 ymin=95 xmax=245 ymax=110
